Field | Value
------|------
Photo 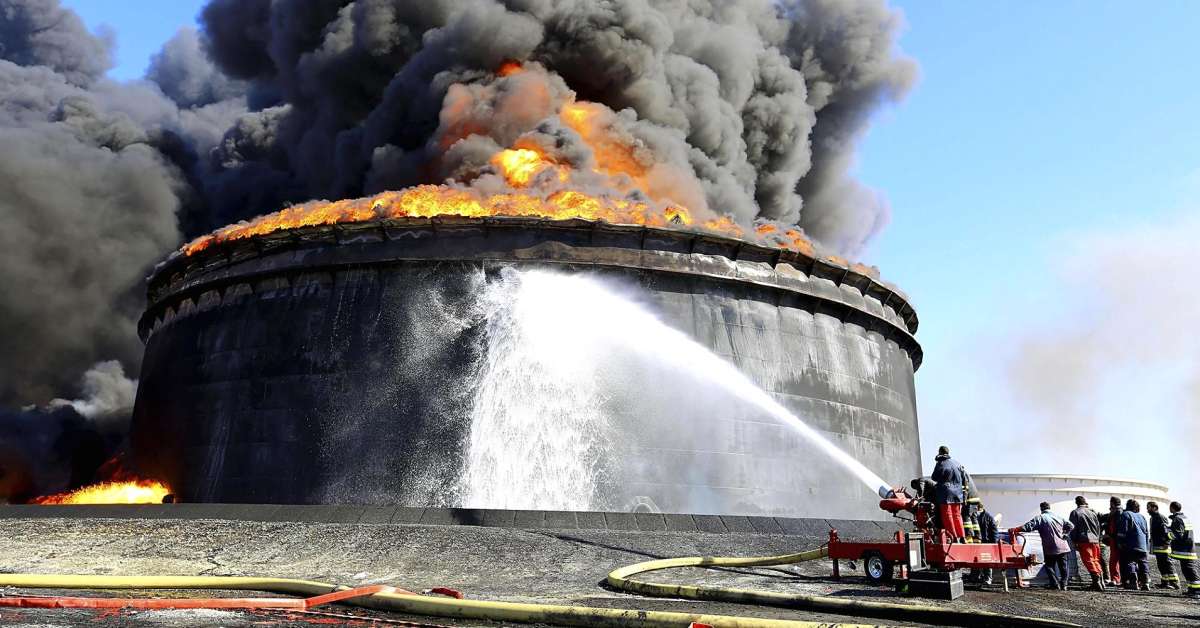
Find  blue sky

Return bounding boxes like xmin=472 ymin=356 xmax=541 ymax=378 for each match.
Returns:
xmin=858 ymin=0 xmax=1200 ymax=508
xmin=65 ymin=1 xmax=1200 ymax=506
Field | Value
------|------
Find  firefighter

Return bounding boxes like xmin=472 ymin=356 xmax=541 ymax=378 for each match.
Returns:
xmin=1169 ymin=501 xmax=1200 ymax=596
xmin=974 ymin=503 xmax=999 ymax=586
xmin=1020 ymin=502 xmax=1075 ymax=591
xmin=1069 ymin=496 xmax=1105 ymax=591
xmin=1147 ymin=501 xmax=1179 ymax=589
xmin=910 ymin=476 xmax=936 ymax=502
xmin=930 ymin=445 xmax=966 ymax=542
xmin=962 ymin=467 xmax=981 ymax=543
xmin=1098 ymin=496 xmax=1123 ymax=587
xmin=1117 ymin=499 xmax=1151 ymax=591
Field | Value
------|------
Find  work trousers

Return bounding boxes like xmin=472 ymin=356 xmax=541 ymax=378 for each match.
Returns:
xmin=1077 ymin=542 xmax=1103 ymax=576
xmin=1153 ymin=548 xmax=1177 ymax=585
xmin=1099 ymin=542 xmax=1111 ymax=581
xmin=1175 ymin=555 xmax=1200 ymax=592
xmin=937 ymin=503 xmax=965 ymax=540
xmin=976 ymin=568 xmax=993 ymax=585
xmin=1044 ymin=552 xmax=1070 ymax=589
xmin=1107 ymin=540 xmax=1122 ymax=584
xmin=1122 ymin=549 xmax=1149 ymax=588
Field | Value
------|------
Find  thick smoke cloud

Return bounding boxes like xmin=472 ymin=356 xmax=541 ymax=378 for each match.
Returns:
xmin=147 ymin=27 xmax=246 ymax=109
xmin=0 ymin=61 xmax=180 ymax=404
xmin=0 ymin=1 xmax=247 ymax=408
xmin=0 ymin=362 xmax=135 ymax=502
xmin=192 ymin=0 xmax=915 ymax=245
xmin=0 ymin=0 xmax=912 ymax=496
xmin=0 ymin=0 xmax=112 ymax=85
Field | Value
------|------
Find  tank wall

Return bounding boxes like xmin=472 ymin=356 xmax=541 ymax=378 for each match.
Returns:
xmin=598 ymin=274 xmax=919 ymax=519
xmin=132 ymin=227 xmax=921 ymax=519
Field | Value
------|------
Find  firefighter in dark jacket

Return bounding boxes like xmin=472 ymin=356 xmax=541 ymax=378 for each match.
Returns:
xmin=962 ymin=468 xmax=981 ymax=543
xmin=1169 ymin=501 xmax=1200 ymax=596
xmin=1148 ymin=502 xmax=1179 ymax=589
xmin=1069 ymin=496 xmax=1105 ymax=591
xmin=930 ymin=445 xmax=967 ymax=542
xmin=1116 ymin=499 xmax=1151 ymax=590
xmin=1098 ymin=496 xmax=1123 ymax=587
xmin=973 ymin=504 xmax=999 ymax=586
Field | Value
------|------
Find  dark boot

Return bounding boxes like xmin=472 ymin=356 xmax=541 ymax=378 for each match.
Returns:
xmin=1090 ymin=575 xmax=1104 ymax=592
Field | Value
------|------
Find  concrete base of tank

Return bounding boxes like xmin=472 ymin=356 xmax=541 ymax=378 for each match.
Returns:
xmin=2 ymin=506 xmax=1195 ymax=627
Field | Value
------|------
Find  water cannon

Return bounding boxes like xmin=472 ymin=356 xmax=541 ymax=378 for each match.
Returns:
xmin=877 ymin=485 xmax=916 ymax=515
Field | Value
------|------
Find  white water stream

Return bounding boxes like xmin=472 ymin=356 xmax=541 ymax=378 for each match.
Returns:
xmin=461 ymin=269 xmax=890 ymax=509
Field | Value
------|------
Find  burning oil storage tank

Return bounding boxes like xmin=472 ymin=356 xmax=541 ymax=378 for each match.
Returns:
xmin=130 ymin=217 xmax=922 ymax=520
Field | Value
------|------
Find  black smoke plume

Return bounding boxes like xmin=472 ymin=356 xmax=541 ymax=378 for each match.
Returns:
xmin=0 ymin=361 xmax=134 ymax=502
xmin=0 ymin=0 xmax=914 ymax=497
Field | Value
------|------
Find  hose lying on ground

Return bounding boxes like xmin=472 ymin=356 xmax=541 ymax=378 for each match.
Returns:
xmin=605 ymin=547 xmax=1081 ymax=628
xmin=0 ymin=573 xmax=889 ymax=628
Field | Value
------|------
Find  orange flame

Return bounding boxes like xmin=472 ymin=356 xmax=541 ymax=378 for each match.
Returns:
xmin=33 ymin=479 xmax=171 ymax=505
xmin=183 ymin=185 xmax=715 ymax=256
xmin=559 ymin=102 xmax=646 ymax=182
xmin=491 ymin=148 xmax=567 ymax=187
xmin=181 ymin=87 xmax=834 ymax=260
xmin=497 ymin=60 xmax=524 ymax=77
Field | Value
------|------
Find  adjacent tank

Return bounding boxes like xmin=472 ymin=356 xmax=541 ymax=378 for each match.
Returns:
xmin=130 ymin=217 xmax=922 ymax=519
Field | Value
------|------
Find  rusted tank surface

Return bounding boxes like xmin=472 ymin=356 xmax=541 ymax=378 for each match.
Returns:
xmin=131 ymin=217 xmax=921 ymax=519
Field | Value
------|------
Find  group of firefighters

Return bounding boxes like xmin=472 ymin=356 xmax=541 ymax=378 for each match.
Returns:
xmin=925 ymin=445 xmax=1198 ymax=595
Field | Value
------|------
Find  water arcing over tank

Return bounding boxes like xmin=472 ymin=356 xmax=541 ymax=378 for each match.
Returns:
xmin=130 ymin=218 xmax=923 ymax=519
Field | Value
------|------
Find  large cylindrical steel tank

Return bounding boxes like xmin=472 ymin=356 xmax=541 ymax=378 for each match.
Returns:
xmin=130 ymin=217 xmax=922 ymax=519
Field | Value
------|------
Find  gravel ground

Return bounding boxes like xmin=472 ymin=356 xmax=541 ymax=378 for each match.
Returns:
xmin=0 ymin=517 xmax=1197 ymax=627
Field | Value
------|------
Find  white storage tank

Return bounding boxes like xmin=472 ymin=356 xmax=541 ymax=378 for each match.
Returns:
xmin=972 ymin=474 xmax=1172 ymax=526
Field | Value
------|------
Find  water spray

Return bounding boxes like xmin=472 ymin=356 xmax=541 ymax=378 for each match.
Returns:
xmin=464 ymin=269 xmax=894 ymax=504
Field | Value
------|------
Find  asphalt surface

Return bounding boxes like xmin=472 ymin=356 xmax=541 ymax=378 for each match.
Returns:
xmin=0 ymin=515 xmax=1196 ymax=627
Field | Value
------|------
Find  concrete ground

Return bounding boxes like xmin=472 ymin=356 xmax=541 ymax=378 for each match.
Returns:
xmin=0 ymin=515 xmax=1196 ymax=627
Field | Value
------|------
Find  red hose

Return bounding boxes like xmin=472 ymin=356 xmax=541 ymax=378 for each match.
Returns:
xmin=0 ymin=584 xmax=402 ymax=611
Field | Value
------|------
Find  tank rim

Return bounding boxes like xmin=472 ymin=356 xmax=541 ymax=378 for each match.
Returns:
xmin=153 ymin=216 xmax=919 ymax=331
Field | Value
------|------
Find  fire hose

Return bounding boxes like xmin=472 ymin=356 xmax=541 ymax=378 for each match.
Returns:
xmin=0 ymin=573 xmax=888 ymax=628
xmin=605 ymin=547 xmax=1081 ymax=628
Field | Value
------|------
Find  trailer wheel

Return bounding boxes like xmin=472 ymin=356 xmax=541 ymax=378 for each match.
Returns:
xmin=862 ymin=551 xmax=894 ymax=584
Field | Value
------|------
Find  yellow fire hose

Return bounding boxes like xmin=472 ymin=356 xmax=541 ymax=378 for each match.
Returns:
xmin=605 ymin=547 xmax=1080 ymax=628
xmin=0 ymin=547 xmax=1081 ymax=627
xmin=0 ymin=573 xmax=887 ymax=628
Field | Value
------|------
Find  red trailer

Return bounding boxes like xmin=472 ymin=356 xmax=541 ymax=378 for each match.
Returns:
xmin=827 ymin=489 xmax=1037 ymax=592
